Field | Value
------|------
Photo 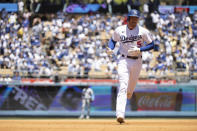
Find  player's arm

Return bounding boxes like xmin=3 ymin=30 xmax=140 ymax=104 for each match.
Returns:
xmin=82 ymin=89 xmax=85 ymax=98
xmin=140 ymin=41 xmax=154 ymax=52
xmin=108 ymin=38 xmax=117 ymax=50
xmin=106 ymin=38 xmax=118 ymax=55
xmin=90 ymin=89 xmax=95 ymax=102
xmin=140 ymin=28 xmax=155 ymax=52
xmin=128 ymin=29 xmax=154 ymax=56
xmin=106 ymin=28 xmax=119 ymax=55
xmin=128 ymin=41 xmax=154 ymax=55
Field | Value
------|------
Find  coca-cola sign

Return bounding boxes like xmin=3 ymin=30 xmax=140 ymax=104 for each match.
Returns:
xmin=135 ymin=93 xmax=178 ymax=110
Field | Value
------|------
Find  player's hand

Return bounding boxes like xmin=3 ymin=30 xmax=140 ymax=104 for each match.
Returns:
xmin=128 ymin=46 xmax=140 ymax=56
xmin=106 ymin=47 xmax=113 ymax=56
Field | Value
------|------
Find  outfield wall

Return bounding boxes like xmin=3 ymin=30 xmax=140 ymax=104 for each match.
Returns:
xmin=0 ymin=81 xmax=197 ymax=117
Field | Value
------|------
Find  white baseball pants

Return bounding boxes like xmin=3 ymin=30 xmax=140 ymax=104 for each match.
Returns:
xmin=80 ymin=99 xmax=91 ymax=118
xmin=116 ymin=56 xmax=142 ymax=118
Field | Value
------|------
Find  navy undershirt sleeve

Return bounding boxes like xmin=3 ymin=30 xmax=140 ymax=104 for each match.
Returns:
xmin=108 ymin=39 xmax=117 ymax=50
xmin=140 ymin=41 xmax=154 ymax=52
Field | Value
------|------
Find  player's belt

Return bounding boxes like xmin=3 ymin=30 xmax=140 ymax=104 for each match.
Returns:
xmin=121 ymin=54 xmax=141 ymax=59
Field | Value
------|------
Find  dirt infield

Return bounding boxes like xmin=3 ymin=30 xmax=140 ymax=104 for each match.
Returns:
xmin=0 ymin=118 xmax=197 ymax=131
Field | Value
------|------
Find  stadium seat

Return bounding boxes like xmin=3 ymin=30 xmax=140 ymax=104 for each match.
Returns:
xmin=139 ymin=69 xmax=148 ymax=79
xmin=100 ymin=31 xmax=110 ymax=39
xmin=165 ymin=70 xmax=176 ymax=79
xmin=173 ymin=67 xmax=190 ymax=82
xmin=152 ymin=51 xmax=160 ymax=57
xmin=58 ymin=66 xmax=68 ymax=76
xmin=192 ymin=72 xmax=197 ymax=79
xmin=155 ymin=70 xmax=163 ymax=79
xmin=0 ymin=69 xmax=14 ymax=77
xmin=176 ymin=70 xmax=190 ymax=77
xmin=19 ymin=71 xmax=28 ymax=78
xmin=100 ymin=64 xmax=108 ymax=71
xmin=149 ymin=60 xmax=157 ymax=68
xmin=88 ymin=68 xmax=109 ymax=79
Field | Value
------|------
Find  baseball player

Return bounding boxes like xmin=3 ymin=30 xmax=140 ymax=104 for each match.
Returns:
xmin=79 ymin=86 xmax=94 ymax=119
xmin=106 ymin=9 xmax=154 ymax=124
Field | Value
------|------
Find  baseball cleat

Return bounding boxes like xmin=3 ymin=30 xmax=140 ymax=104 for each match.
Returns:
xmin=117 ymin=117 xmax=125 ymax=124
xmin=79 ymin=115 xmax=84 ymax=119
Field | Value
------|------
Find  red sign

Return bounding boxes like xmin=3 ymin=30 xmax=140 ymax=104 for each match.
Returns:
xmin=22 ymin=78 xmax=53 ymax=83
xmin=174 ymin=7 xmax=189 ymax=13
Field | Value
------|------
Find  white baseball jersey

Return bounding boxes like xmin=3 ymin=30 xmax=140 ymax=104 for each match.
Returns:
xmin=112 ymin=25 xmax=153 ymax=56
xmin=80 ymin=88 xmax=94 ymax=119
xmin=113 ymin=24 xmax=154 ymax=119
xmin=82 ymin=88 xmax=94 ymax=100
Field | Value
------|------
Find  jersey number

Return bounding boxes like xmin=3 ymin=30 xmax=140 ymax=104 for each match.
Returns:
xmin=137 ymin=41 xmax=142 ymax=48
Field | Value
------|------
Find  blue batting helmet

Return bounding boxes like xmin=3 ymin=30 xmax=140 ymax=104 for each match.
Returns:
xmin=127 ymin=9 xmax=140 ymax=21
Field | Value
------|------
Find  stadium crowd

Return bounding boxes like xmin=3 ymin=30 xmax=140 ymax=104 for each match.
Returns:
xmin=147 ymin=10 xmax=197 ymax=78
xmin=0 ymin=8 xmax=197 ymax=81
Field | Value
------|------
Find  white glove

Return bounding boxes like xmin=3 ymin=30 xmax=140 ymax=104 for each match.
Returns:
xmin=128 ymin=46 xmax=140 ymax=56
xmin=106 ymin=47 xmax=113 ymax=55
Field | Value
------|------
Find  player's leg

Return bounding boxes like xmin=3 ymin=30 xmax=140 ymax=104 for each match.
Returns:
xmin=116 ymin=58 xmax=129 ymax=122
xmin=79 ymin=99 xmax=86 ymax=119
xmin=127 ymin=59 xmax=142 ymax=99
xmin=86 ymin=99 xmax=90 ymax=119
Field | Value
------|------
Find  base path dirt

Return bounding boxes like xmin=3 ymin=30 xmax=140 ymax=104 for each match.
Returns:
xmin=0 ymin=118 xmax=197 ymax=131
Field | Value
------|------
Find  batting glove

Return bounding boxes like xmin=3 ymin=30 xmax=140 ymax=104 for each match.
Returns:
xmin=106 ymin=47 xmax=113 ymax=56
xmin=128 ymin=46 xmax=140 ymax=56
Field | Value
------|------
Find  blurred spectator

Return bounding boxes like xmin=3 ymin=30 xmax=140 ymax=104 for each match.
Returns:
xmin=0 ymin=7 xmax=197 ymax=80
xmin=143 ymin=2 xmax=149 ymax=17
xmin=133 ymin=0 xmax=141 ymax=10
xmin=151 ymin=11 xmax=159 ymax=30
xmin=193 ymin=10 xmax=197 ymax=22
xmin=4 ymin=75 xmax=12 ymax=82
xmin=12 ymin=71 xmax=21 ymax=81
xmin=18 ymin=0 xmax=24 ymax=13
xmin=0 ymin=75 xmax=3 ymax=81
